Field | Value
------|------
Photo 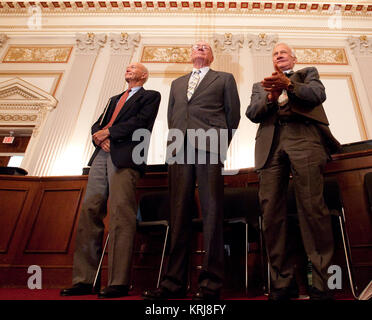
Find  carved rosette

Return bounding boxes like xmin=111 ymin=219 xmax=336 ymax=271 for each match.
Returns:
xmin=75 ymin=33 xmax=107 ymax=55
xmin=348 ymin=36 xmax=372 ymax=57
xmin=213 ymin=33 xmax=244 ymax=54
xmin=0 ymin=34 xmax=8 ymax=49
xmin=247 ymin=33 xmax=278 ymax=55
xmin=109 ymin=32 xmax=140 ymax=55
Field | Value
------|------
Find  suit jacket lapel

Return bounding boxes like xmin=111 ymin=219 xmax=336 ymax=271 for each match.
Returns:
xmin=180 ymin=73 xmax=192 ymax=102
xmin=189 ymin=69 xmax=219 ymax=102
xmin=116 ymin=87 xmax=145 ymax=119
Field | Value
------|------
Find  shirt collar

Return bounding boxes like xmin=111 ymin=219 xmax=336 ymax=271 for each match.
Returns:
xmin=192 ymin=66 xmax=210 ymax=75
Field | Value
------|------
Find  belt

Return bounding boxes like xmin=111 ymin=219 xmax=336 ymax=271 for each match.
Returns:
xmin=276 ymin=116 xmax=312 ymax=126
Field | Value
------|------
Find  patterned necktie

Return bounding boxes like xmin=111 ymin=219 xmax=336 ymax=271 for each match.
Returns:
xmin=277 ymin=71 xmax=293 ymax=107
xmin=103 ymin=89 xmax=131 ymax=129
xmin=187 ymin=70 xmax=201 ymax=100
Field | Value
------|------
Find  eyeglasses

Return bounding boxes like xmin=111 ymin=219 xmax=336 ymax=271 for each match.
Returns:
xmin=192 ymin=44 xmax=211 ymax=51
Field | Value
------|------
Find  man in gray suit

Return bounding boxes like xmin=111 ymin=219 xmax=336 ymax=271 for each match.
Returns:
xmin=246 ymin=43 xmax=340 ymax=300
xmin=60 ymin=62 xmax=160 ymax=299
xmin=142 ymin=40 xmax=240 ymax=300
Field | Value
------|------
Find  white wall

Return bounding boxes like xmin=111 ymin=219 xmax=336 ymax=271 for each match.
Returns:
xmin=1 ymin=4 xmax=371 ymax=175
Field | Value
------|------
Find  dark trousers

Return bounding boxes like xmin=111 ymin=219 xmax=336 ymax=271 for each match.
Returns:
xmin=161 ymin=147 xmax=225 ymax=293
xmin=259 ymin=121 xmax=334 ymax=291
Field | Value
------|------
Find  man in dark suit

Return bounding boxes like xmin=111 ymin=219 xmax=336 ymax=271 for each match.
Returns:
xmin=142 ymin=41 xmax=240 ymax=300
xmin=60 ymin=62 xmax=160 ymax=299
xmin=246 ymin=43 xmax=340 ymax=300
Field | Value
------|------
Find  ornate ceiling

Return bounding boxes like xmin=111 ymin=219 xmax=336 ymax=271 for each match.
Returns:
xmin=0 ymin=1 xmax=371 ymax=16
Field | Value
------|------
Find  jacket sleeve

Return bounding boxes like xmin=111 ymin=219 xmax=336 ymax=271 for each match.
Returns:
xmin=289 ymin=67 xmax=326 ymax=107
xmin=90 ymin=98 xmax=113 ymax=147
xmin=224 ymin=73 xmax=241 ymax=131
xmin=108 ymin=91 xmax=161 ymax=141
xmin=246 ymin=82 xmax=276 ymax=123
xmin=167 ymin=81 xmax=175 ymax=129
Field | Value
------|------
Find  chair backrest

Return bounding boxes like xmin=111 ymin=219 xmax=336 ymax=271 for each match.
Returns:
xmin=138 ymin=190 xmax=170 ymax=222
xmin=138 ymin=189 xmax=199 ymax=222
xmin=224 ymin=185 xmax=261 ymax=228
xmin=322 ymin=176 xmax=343 ymax=212
xmin=364 ymin=172 xmax=372 ymax=214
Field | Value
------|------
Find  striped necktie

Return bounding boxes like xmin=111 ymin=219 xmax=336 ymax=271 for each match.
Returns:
xmin=187 ymin=70 xmax=201 ymax=100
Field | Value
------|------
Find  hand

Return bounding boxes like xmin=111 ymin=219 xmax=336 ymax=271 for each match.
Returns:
xmin=261 ymin=63 xmax=291 ymax=92
xmin=267 ymin=90 xmax=282 ymax=103
xmin=100 ymin=138 xmax=110 ymax=153
xmin=93 ymin=129 xmax=110 ymax=145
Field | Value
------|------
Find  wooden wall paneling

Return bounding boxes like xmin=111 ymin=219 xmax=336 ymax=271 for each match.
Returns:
xmin=24 ymin=187 xmax=84 ymax=253
xmin=0 ymin=187 xmax=29 ymax=254
xmin=0 ymin=176 xmax=40 ymax=286
xmin=17 ymin=177 xmax=88 ymax=267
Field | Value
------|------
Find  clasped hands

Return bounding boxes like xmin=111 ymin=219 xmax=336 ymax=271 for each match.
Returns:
xmin=261 ymin=64 xmax=292 ymax=102
xmin=93 ymin=129 xmax=110 ymax=152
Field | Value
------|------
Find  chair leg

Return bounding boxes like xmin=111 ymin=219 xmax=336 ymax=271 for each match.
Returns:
xmin=93 ymin=233 xmax=110 ymax=290
xmin=245 ymin=222 xmax=248 ymax=295
xmin=338 ymin=210 xmax=359 ymax=299
xmin=157 ymin=225 xmax=169 ymax=288
xmin=267 ymin=262 xmax=271 ymax=294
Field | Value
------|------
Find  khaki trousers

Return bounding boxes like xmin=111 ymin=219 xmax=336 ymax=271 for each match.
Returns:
xmin=72 ymin=149 xmax=140 ymax=286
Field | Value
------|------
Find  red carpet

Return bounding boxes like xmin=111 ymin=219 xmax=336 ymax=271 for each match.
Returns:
xmin=0 ymin=288 xmax=354 ymax=300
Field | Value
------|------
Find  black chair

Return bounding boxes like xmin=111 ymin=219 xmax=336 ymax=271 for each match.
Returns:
xmin=92 ymin=190 xmax=170 ymax=290
xmin=223 ymin=185 xmax=263 ymax=295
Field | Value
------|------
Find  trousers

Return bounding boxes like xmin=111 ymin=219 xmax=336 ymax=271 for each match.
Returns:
xmin=258 ymin=121 xmax=334 ymax=291
xmin=72 ymin=149 xmax=140 ymax=286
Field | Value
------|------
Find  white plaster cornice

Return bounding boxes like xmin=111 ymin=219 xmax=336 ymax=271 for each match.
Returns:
xmin=0 ymin=33 xmax=8 ymax=48
xmin=213 ymin=33 xmax=243 ymax=53
xmin=75 ymin=33 xmax=107 ymax=55
xmin=247 ymin=33 xmax=278 ymax=55
xmin=348 ymin=35 xmax=372 ymax=56
xmin=0 ymin=77 xmax=58 ymax=136
xmin=109 ymin=32 xmax=140 ymax=55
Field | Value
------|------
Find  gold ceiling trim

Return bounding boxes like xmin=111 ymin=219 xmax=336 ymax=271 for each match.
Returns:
xmin=141 ymin=46 xmax=192 ymax=63
xmin=294 ymin=47 xmax=348 ymax=65
xmin=0 ymin=1 xmax=371 ymax=17
xmin=2 ymin=46 xmax=73 ymax=63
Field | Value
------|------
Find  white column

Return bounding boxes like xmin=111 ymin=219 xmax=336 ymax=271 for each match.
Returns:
xmin=22 ymin=33 xmax=107 ymax=176
xmin=212 ymin=33 xmax=244 ymax=171
xmin=247 ymin=33 xmax=278 ymax=82
xmin=348 ymin=36 xmax=372 ymax=115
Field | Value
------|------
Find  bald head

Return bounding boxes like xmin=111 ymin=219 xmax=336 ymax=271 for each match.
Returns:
xmin=125 ymin=62 xmax=149 ymax=87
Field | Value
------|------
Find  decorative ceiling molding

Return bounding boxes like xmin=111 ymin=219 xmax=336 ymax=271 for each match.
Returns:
xmin=2 ymin=46 xmax=73 ymax=63
xmin=348 ymin=35 xmax=372 ymax=56
xmin=0 ymin=34 xmax=8 ymax=48
xmin=0 ymin=1 xmax=371 ymax=17
xmin=0 ymin=77 xmax=58 ymax=135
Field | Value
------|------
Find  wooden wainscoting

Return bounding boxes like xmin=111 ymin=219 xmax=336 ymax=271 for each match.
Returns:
xmin=0 ymin=148 xmax=371 ymax=295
